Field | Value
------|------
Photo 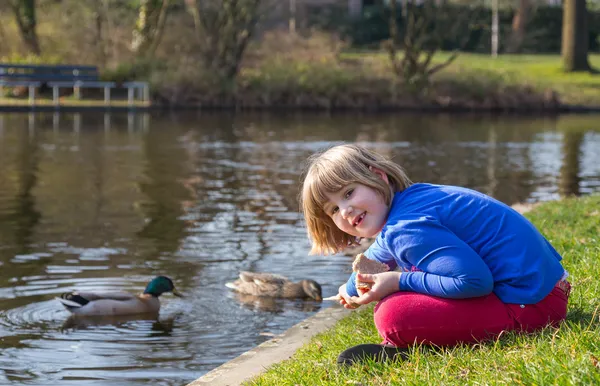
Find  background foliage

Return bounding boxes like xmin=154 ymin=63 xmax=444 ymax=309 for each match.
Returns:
xmin=307 ymin=3 xmax=600 ymax=54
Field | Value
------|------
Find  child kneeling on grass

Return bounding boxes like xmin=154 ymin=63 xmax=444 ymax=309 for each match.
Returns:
xmin=301 ymin=144 xmax=570 ymax=366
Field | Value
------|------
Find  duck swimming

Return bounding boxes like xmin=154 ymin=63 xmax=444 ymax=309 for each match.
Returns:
xmin=56 ymin=276 xmax=183 ymax=316
xmin=226 ymin=272 xmax=322 ymax=301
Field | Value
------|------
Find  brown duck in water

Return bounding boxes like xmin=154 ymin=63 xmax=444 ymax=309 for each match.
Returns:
xmin=226 ymin=272 xmax=323 ymax=301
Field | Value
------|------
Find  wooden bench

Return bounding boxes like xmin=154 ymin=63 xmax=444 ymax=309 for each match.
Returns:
xmin=0 ymin=63 xmax=149 ymax=107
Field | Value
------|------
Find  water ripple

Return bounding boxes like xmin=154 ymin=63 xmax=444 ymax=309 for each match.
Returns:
xmin=0 ymin=300 xmax=64 ymax=335
xmin=1 ymin=112 xmax=599 ymax=385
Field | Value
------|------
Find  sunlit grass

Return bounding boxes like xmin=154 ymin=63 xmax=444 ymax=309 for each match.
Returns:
xmin=234 ymin=51 xmax=600 ymax=109
xmin=344 ymin=51 xmax=600 ymax=106
xmin=248 ymin=195 xmax=600 ymax=385
xmin=448 ymin=53 xmax=600 ymax=105
xmin=0 ymin=97 xmax=150 ymax=108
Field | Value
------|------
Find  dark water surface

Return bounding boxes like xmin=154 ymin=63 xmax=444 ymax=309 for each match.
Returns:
xmin=0 ymin=111 xmax=598 ymax=385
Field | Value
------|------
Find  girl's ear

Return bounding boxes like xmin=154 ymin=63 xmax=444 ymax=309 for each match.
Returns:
xmin=369 ymin=166 xmax=389 ymax=184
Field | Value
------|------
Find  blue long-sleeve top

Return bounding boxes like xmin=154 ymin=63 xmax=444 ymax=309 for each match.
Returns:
xmin=346 ymin=183 xmax=565 ymax=305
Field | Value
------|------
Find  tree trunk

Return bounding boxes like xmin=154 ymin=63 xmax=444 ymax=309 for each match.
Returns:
xmin=0 ymin=16 xmax=10 ymax=53
xmin=101 ymin=0 xmax=118 ymax=63
xmin=11 ymin=0 xmax=41 ymax=55
xmin=348 ymin=0 xmax=362 ymax=18
xmin=384 ymin=0 xmax=464 ymax=85
xmin=507 ymin=0 xmax=529 ymax=53
xmin=561 ymin=0 xmax=590 ymax=72
xmin=186 ymin=0 xmax=264 ymax=81
xmin=491 ymin=0 xmax=498 ymax=57
xmin=93 ymin=3 xmax=107 ymax=67
xmin=131 ymin=0 xmax=170 ymax=57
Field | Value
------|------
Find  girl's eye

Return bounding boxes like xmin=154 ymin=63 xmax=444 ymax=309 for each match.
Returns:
xmin=344 ymin=189 xmax=354 ymax=199
xmin=331 ymin=207 xmax=339 ymax=215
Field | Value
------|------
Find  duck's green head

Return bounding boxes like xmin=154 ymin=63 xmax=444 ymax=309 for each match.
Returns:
xmin=144 ymin=276 xmax=183 ymax=297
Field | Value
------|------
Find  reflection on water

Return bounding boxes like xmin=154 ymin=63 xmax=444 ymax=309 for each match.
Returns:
xmin=559 ymin=130 xmax=584 ymax=197
xmin=0 ymin=111 xmax=599 ymax=385
xmin=60 ymin=313 xmax=175 ymax=334
xmin=230 ymin=292 xmax=322 ymax=314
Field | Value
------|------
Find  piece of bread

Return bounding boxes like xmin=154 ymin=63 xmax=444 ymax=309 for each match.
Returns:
xmin=352 ymin=253 xmax=389 ymax=292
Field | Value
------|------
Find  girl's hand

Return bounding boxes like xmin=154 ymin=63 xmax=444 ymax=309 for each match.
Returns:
xmin=349 ymin=272 xmax=401 ymax=305
xmin=338 ymin=283 xmax=360 ymax=309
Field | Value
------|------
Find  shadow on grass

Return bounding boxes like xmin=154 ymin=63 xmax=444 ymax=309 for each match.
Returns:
xmin=565 ymin=307 xmax=599 ymax=327
xmin=395 ymin=309 xmax=599 ymax=357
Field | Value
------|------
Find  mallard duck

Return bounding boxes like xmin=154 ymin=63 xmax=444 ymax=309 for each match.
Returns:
xmin=226 ymin=272 xmax=323 ymax=301
xmin=56 ymin=276 xmax=183 ymax=316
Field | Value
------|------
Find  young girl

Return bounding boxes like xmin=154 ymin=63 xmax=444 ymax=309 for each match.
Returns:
xmin=301 ymin=144 xmax=570 ymax=366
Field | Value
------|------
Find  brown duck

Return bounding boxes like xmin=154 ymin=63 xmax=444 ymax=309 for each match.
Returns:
xmin=226 ymin=272 xmax=322 ymax=301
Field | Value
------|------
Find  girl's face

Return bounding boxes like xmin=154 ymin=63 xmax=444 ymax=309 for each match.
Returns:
xmin=323 ymin=168 xmax=391 ymax=238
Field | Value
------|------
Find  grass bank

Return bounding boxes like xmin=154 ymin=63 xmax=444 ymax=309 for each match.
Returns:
xmin=414 ymin=52 xmax=600 ymax=107
xmin=3 ymin=36 xmax=600 ymax=111
xmin=0 ymin=97 xmax=150 ymax=109
xmin=248 ymin=195 xmax=600 ymax=385
xmin=151 ymin=50 xmax=600 ymax=111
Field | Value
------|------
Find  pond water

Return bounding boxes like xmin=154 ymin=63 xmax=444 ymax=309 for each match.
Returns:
xmin=0 ymin=111 xmax=598 ymax=385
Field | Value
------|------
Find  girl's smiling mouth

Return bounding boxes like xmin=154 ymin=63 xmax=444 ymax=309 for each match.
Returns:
xmin=353 ymin=212 xmax=366 ymax=226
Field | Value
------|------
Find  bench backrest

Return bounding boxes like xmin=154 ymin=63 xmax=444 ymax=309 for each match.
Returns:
xmin=0 ymin=63 xmax=100 ymax=82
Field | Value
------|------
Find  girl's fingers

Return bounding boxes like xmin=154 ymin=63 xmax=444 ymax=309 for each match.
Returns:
xmin=351 ymin=290 xmax=379 ymax=305
xmin=356 ymin=273 xmax=374 ymax=282
xmin=340 ymin=297 xmax=360 ymax=309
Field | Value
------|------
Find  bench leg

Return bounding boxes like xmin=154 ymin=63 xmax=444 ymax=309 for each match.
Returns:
xmin=0 ymin=85 xmax=4 ymax=98
xmin=29 ymin=85 xmax=36 ymax=106
xmin=53 ymin=86 xmax=60 ymax=107
xmin=104 ymin=87 xmax=111 ymax=106
xmin=127 ymin=88 xmax=134 ymax=107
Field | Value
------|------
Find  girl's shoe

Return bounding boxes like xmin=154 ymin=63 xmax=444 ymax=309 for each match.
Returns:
xmin=337 ymin=343 xmax=409 ymax=366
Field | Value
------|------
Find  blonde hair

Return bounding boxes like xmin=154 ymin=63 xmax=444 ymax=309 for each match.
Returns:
xmin=300 ymin=144 xmax=412 ymax=255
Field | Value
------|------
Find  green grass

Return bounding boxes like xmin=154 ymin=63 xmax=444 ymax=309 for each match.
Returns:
xmin=344 ymin=51 xmax=600 ymax=106
xmin=248 ymin=195 xmax=600 ymax=385
xmin=0 ymin=96 xmax=150 ymax=108
xmin=197 ymin=51 xmax=600 ymax=109
xmin=445 ymin=53 xmax=600 ymax=106
xmin=3 ymin=51 xmax=599 ymax=109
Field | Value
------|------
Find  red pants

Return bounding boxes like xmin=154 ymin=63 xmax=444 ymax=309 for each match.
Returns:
xmin=374 ymin=281 xmax=570 ymax=347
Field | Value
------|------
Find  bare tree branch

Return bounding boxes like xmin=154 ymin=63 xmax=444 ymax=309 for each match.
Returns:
xmin=385 ymin=0 xmax=481 ymax=87
xmin=188 ymin=0 xmax=268 ymax=81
